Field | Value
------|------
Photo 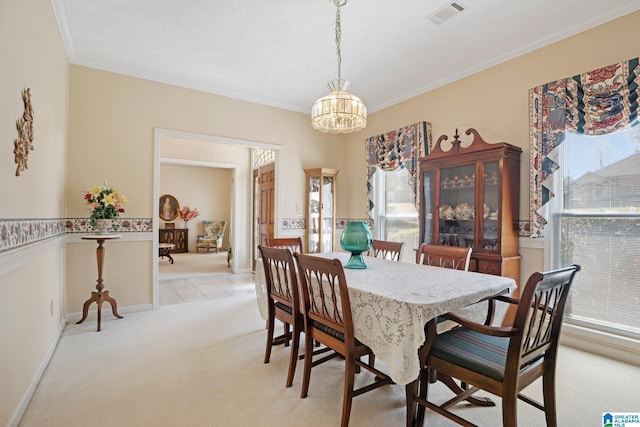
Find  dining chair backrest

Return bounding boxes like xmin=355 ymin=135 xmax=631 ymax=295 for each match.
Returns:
xmin=259 ymin=245 xmax=299 ymax=313
xmin=265 ymin=237 xmax=304 ymax=254
xmin=369 ymin=239 xmax=405 ymax=262
xmin=258 ymin=245 xmax=302 ymax=387
xmin=295 ymin=253 xmax=352 ymax=342
xmin=415 ymin=243 xmax=472 ymax=271
xmin=508 ymin=264 xmax=580 ymax=371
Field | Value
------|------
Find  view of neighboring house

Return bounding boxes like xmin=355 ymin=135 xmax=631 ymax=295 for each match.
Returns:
xmin=567 ymin=151 xmax=640 ymax=209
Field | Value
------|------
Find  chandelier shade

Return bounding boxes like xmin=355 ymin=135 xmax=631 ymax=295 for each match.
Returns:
xmin=311 ymin=0 xmax=367 ymax=134
xmin=311 ymin=79 xmax=367 ymax=133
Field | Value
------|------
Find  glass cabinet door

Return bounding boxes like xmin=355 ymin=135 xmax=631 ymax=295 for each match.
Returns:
xmin=438 ymin=165 xmax=476 ymax=248
xmin=305 ymin=168 xmax=338 ymax=253
xmin=422 ymin=171 xmax=434 ymax=244
xmin=321 ymin=175 xmax=334 ymax=252
xmin=307 ymin=174 xmax=321 ymax=253
xmin=482 ymin=161 xmax=500 ymax=252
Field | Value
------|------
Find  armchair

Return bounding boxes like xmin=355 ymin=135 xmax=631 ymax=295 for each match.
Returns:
xmin=196 ymin=220 xmax=227 ymax=253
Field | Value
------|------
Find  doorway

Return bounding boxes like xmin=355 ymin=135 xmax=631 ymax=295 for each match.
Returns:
xmin=152 ymin=128 xmax=281 ymax=308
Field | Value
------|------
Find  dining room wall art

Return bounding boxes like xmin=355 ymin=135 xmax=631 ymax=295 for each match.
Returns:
xmin=14 ymin=88 xmax=34 ymax=176
xmin=159 ymin=194 xmax=180 ymax=221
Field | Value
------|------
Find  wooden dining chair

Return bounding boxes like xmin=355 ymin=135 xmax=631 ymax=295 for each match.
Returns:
xmin=294 ymin=253 xmax=394 ymax=427
xmin=265 ymin=237 xmax=304 ymax=253
xmin=368 ymin=239 xmax=405 ymax=262
xmin=409 ymin=264 xmax=581 ymax=427
xmin=415 ymin=243 xmax=497 ymax=326
xmin=415 ymin=243 xmax=472 ymax=270
xmin=258 ymin=245 xmax=302 ymax=387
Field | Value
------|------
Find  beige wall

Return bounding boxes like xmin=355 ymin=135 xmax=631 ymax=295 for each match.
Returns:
xmin=0 ymin=0 xmax=69 ymax=424
xmin=0 ymin=3 xmax=69 ymax=218
xmin=66 ymin=66 xmax=349 ymax=220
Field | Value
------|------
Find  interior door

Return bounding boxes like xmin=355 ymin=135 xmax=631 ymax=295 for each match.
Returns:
xmin=257 ymin=162 xmax=275 ymax=258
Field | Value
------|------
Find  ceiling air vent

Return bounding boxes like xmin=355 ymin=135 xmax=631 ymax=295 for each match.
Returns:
xmin=426 ymin=1 xmax=467 ymax=25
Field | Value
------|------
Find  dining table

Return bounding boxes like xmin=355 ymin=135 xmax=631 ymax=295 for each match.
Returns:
xmin=254 ymin=251 xmax=516 ymax=386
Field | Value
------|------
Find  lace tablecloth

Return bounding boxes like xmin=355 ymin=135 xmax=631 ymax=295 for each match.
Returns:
xmin=254 ymin=252 xmax=516 ymax=385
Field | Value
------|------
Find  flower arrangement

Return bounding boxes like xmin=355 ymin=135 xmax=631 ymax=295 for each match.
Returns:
xmin=179 ymin=206 xmax=201 ymax=222
xmin=84 ymin=180 xmax=128 ymax=225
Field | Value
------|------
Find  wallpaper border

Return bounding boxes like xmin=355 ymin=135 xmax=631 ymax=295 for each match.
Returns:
xmin=0 ymin=218 xmax=152 ymax=254
xmin=0 ymin=217 xmax=530 ymax=253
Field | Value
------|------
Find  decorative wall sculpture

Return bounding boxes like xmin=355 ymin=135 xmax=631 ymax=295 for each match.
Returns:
xmin=14 ymin=88 xmax=34 ymax=176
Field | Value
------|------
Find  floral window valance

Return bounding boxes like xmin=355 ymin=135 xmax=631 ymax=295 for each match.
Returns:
xmin=529 ymin=57 xmax=639 ymax=237
xmin=365 ymin=121 xmax=432 ymax=222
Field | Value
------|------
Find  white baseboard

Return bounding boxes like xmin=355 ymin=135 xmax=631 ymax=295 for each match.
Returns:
xmin=561 ymin=322 xmax=640 ymax=367
xmin=7 ymin=318 xmax=65 ymax=427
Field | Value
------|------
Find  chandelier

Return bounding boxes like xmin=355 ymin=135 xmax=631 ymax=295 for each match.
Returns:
xmin=311 ymin=0 xmax=367 ymax=134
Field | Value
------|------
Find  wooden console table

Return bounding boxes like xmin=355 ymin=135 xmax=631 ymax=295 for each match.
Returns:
xmin=76 ymin=234 xmax=123 ymax=331
xmin=159 ymin=228 xmax=188 ymax=253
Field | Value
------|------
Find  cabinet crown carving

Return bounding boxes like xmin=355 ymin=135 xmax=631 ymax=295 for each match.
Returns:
xmin=430 ymin=128 xmax=518 ymax=158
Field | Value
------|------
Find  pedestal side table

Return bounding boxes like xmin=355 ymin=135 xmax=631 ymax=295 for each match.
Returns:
xmin=158 ymin=243 xmax=175 ymax=264
xmin=77 ymin=234 xmax=123 ymax=331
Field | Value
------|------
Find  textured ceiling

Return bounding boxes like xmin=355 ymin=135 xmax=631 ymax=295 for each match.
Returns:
xmin=53 ymin=0 xmax=640 ymax=114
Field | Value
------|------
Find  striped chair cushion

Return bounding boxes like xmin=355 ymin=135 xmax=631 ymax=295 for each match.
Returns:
xmin=274 ymin=301 xmax=293 ymax=314
xmin=429 ymin=328 xmax=509 ymax=381
xmin=311 ymin=320 xmax=365 ymax=346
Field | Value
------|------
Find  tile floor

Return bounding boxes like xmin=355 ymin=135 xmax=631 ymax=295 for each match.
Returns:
xmin=159 ymin=272 xmax=256 ymax=305
xmin=158 ymin=252 xmax=256 ymax=305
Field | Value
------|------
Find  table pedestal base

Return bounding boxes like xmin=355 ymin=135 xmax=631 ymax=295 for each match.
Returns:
xmin=76 ymin=289 xmax=123 ymax=332
xmin=77 ymin=235 xmax=124 ymax=331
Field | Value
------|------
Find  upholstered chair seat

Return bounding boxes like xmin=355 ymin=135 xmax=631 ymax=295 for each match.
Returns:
xmin=196 ymin=220 xmax=227 ymax=253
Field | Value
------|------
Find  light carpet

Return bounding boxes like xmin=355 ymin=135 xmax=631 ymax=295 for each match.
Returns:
xmin=19 ymin=290 xmax=640 ymax=426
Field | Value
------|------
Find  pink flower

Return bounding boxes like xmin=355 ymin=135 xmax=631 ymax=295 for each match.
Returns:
xmin=179 ymin=206 xmax=201 ymax=221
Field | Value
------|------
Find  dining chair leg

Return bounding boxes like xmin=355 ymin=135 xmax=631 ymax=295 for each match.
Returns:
xmin=264 ymin=312 xmax=275 ymax=363
xmin=341 ymin=356 xmax=356 ymax=427
xmin=300 ymin=333 xmax=314 ymax=398
xmin=286 ymin=326 xmax=301 ymax=388
xmin=283 ymin=322 xmax=291 ymax=347
xmin=405 ymin=380 xmax=419 ymax=427
xmin=501 ymin=393 xmax=517 ymax=427
xmin=543 ymin=370 xmax=558 ymax=427
xmin=414 ymin=368 xmax=431 ymax=427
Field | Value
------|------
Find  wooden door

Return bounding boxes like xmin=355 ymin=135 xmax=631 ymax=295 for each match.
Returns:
xmin=258 ymin=162 xmax=275 ymax=249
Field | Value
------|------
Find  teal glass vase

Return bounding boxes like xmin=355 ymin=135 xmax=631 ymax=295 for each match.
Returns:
xmin=340 ymin=221 xmax=373 ymax=269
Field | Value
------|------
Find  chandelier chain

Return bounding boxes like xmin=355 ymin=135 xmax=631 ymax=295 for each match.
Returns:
xmin=335 ymin=3 xmax=342 ymax=81
xmin=310 ymin=0 xmax=367 ymax=133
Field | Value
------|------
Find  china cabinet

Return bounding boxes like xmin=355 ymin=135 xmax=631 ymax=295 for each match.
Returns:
xmin=305 ymin=168 xmax=338 ymax=253
xmin=419 ymin=128 xmax=521 ymax=283
xmin=159 ymin=228 xmax=188 ymax=253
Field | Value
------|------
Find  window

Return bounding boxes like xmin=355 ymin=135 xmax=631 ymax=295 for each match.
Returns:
xmin=372 ymin=167 xmax=419 ymax=262
xmin=547 ymin=125 xmax=640 ymax=338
